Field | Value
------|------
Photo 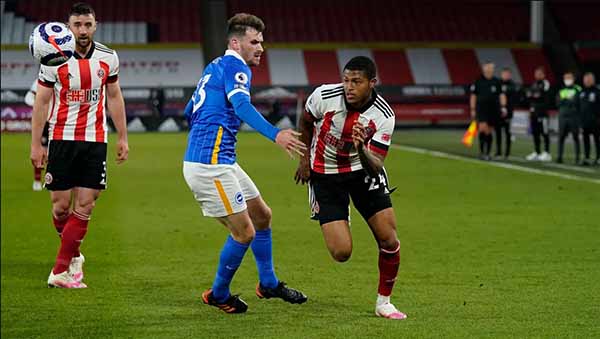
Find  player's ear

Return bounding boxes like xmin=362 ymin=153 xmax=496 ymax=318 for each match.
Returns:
xmin=369 ymin=78 xmax=377 ymax=88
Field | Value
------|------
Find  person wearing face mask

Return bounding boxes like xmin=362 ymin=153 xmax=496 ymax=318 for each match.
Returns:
xmin=556 ymin=72 xmax=582 ymax=164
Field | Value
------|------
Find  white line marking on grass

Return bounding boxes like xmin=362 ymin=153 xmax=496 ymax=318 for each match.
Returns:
xmin=508 ymin=157 xmax=597 ymax=174
xmin=393 ymin=145 xmax=600 ymax=185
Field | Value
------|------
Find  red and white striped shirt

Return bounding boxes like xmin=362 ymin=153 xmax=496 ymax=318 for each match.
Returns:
xmin=305 ymin=84 xmax=395 ymax=174
xmin=38 ymin=41 xmax=119 ymax=143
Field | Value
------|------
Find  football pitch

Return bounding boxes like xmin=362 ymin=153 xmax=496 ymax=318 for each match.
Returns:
xmin=2 ymin=131 xmax=599 ymax=338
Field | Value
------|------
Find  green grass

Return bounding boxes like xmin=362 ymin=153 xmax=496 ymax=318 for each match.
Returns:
xmin=2 ymin=132 xmax=599 ymax=338
xmin=395 ymin=129 xmax=600 ymax=180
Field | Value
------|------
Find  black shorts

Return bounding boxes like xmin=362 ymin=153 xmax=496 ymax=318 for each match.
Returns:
xmin=45 ymin=140 xmax=107 ymax=191
xmin=309 ymin=169 xmax=393 ymax=225
xmin=476 ymin=110 xmax=499 ymax=125
xmin=41 ymin=122 xmax=50 ymax=147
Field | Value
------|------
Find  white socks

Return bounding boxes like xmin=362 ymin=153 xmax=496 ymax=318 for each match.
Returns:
xmin=376 ymin=294 xmax=390 ymax=306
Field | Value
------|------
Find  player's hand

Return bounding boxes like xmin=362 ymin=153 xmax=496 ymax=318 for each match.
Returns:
xmin=116 ymin=138 xmax=129 ymax=164
xmin=30 ymin=143 xmax=47 ymax=169
xmin=352 ymin=121 xmax=366 ymax=148
xmin=470 ymin=108 xmax=476 ymax=119
xmin=294 ymin=158 xmax=311 ymax=185
xmin=501 ymin=107 xmax=508 ymax=118
xmin=275 ymin=129 xmax=307 ymax=158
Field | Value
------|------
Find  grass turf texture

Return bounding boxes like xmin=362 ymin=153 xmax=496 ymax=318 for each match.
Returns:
xmin=2 ymin=132 xmax=599 ymax=338
xmin=395 ymin=129 xmax=600 ymax=180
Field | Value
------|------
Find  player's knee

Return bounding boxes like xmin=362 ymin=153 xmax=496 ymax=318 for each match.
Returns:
xmin=331 ymin=248 xmax=352 ymax=262
xmin=75 ymin=199 xmax=96 ymax=215
xmin=234 ymin=226 xmax=256 ymax=244
xmin=252 ymin=205 xmax=272 ymax=229
xmin=51 ymin=199 xmax=70 ymax=217
xmin=380 ymin=238 xmax=400 ymax=253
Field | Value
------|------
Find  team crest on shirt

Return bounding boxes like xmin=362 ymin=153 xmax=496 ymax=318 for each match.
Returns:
xmin=97 ymin=68 xmax=105 ymax=79
xmin=44 ymin=172 xmax=53 ymax=185
xmin=235 ymin=192 xmax=244 ymax=205
xmin=381 ymin=133 xmax=391 ymax=142
xmin=235 ymin=72 xmax=248 ymax=85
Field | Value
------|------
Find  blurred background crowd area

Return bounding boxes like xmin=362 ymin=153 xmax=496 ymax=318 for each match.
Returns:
xmin=1 ymin=0 xmax=599 ymax=133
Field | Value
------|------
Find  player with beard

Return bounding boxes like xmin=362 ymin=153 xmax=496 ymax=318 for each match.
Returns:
xmin=31 ymin=2 xmax=129 ymax=288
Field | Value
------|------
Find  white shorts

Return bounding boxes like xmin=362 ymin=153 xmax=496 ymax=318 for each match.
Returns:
xmin=183 ymin=161 xmax=260 ymax=217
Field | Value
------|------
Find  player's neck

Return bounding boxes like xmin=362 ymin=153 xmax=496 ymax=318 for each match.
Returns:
xmin=347 ymin=90 xmax=375 ymax=112
xmin=75 ymin=42 xmax=93 ymax=58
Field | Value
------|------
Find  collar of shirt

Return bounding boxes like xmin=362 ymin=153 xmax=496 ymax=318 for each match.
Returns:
xmin=74 ymin=41 xmax=95 ymax=59
xmin=344 ymin=89 xmax=378 ymax=114
xmin=225 ymin=49 xmax=247 ymax=65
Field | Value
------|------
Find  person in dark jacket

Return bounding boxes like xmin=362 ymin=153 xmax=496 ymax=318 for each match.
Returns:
xmin=579 ymin=72 xmax=600 ymax=165
xmin=556 ymin=71 xmax=582 ymax=164
xmin=495 ymin=67 xmax=517 ymax=159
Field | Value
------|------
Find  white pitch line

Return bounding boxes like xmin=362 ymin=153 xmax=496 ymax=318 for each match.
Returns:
xmin=393 ymin=144 xmax=600 ymax=185
xmin=508 ymin=156 xmax=597 ymax=174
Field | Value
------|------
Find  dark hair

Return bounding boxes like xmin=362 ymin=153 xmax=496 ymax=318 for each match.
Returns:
xmin=534 ymin=66 xmax=545 ymax=73
xmin=69 ymin=2 xmax=96 ymax=19
xmin=501 ymin=67 xmax=511 ymax=72
xmin=227 ymin=13 xmax=265 ymax=39
xmin=563 ymin=71 xmax=575 ymax=77
xmin=343 ymin=56 xmax=377 ymax=80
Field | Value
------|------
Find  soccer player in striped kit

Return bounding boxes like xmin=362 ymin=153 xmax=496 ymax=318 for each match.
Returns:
xmin=295 ymin=56 xmax=406 ymax=320
xmin=30 ymin=2 xmax=129 ymax=288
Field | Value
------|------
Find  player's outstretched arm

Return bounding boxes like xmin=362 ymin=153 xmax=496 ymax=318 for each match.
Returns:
xmin=106 ymin=80 xmax=129 ymax=164
xmin=294 ymin=111 xmax=314 ymax=184
xmin=30 ymin=84 xmax=52 ymax=168
xmin=229 ymin=93 xmax=306 ymax=157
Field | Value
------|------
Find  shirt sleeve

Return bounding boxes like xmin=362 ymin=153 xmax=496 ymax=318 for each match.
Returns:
xmin=38 ymin=64 xmax=57 ymax=88
xmin=224 ymin=60 xmax=251 ymax=101
xmin=368 ymin=117 xmax=394 ymax=157
xmin=469 ymin=81 xmax=478 ymax=95
xmin=305 ymin=86 xmax=324 ymax=120
xmin=107 ymin=51 xmax=119 ymax=83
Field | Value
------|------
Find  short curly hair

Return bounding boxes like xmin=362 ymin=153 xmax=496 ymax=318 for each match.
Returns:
xmin=227 ymin=13 xmax=265 ymax=39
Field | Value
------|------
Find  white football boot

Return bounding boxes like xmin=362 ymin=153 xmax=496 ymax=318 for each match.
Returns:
xmin=538 ymin=151 xmax=552 ymax=162
xmin=375 ymin=295 xmax=407 ymax=320
xmin=32 ymin=181 xmax=43 ymax=191
xmin=525 ymin=152 xmax=539 ymax=161
xmin=47 ymin=270 xmax=87 ymax=288
xmin=69 ymin=253 xmax=85 ymax=283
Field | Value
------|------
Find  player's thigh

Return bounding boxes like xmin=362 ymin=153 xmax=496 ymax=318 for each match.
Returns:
xmin=75 ymin=142 xmax=108 ymax=190
xmin=349 ymin=169 xmax=393 ymax=226
xmin=45 ymin=140 xmax=78 ymax=191
xmin=309 ymin=173 xmax=351 ymax=225
xmin=321 ymin=220 xmax=353 ymax=261
xmin=183 ymin=162 xmax=247 ymax=218
xmin=232 ymin=163 xmax=261 ymax=201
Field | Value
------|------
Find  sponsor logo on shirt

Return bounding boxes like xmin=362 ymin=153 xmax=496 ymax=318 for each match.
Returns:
xmin=67 ymin=88 xmax=100 ymax=103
